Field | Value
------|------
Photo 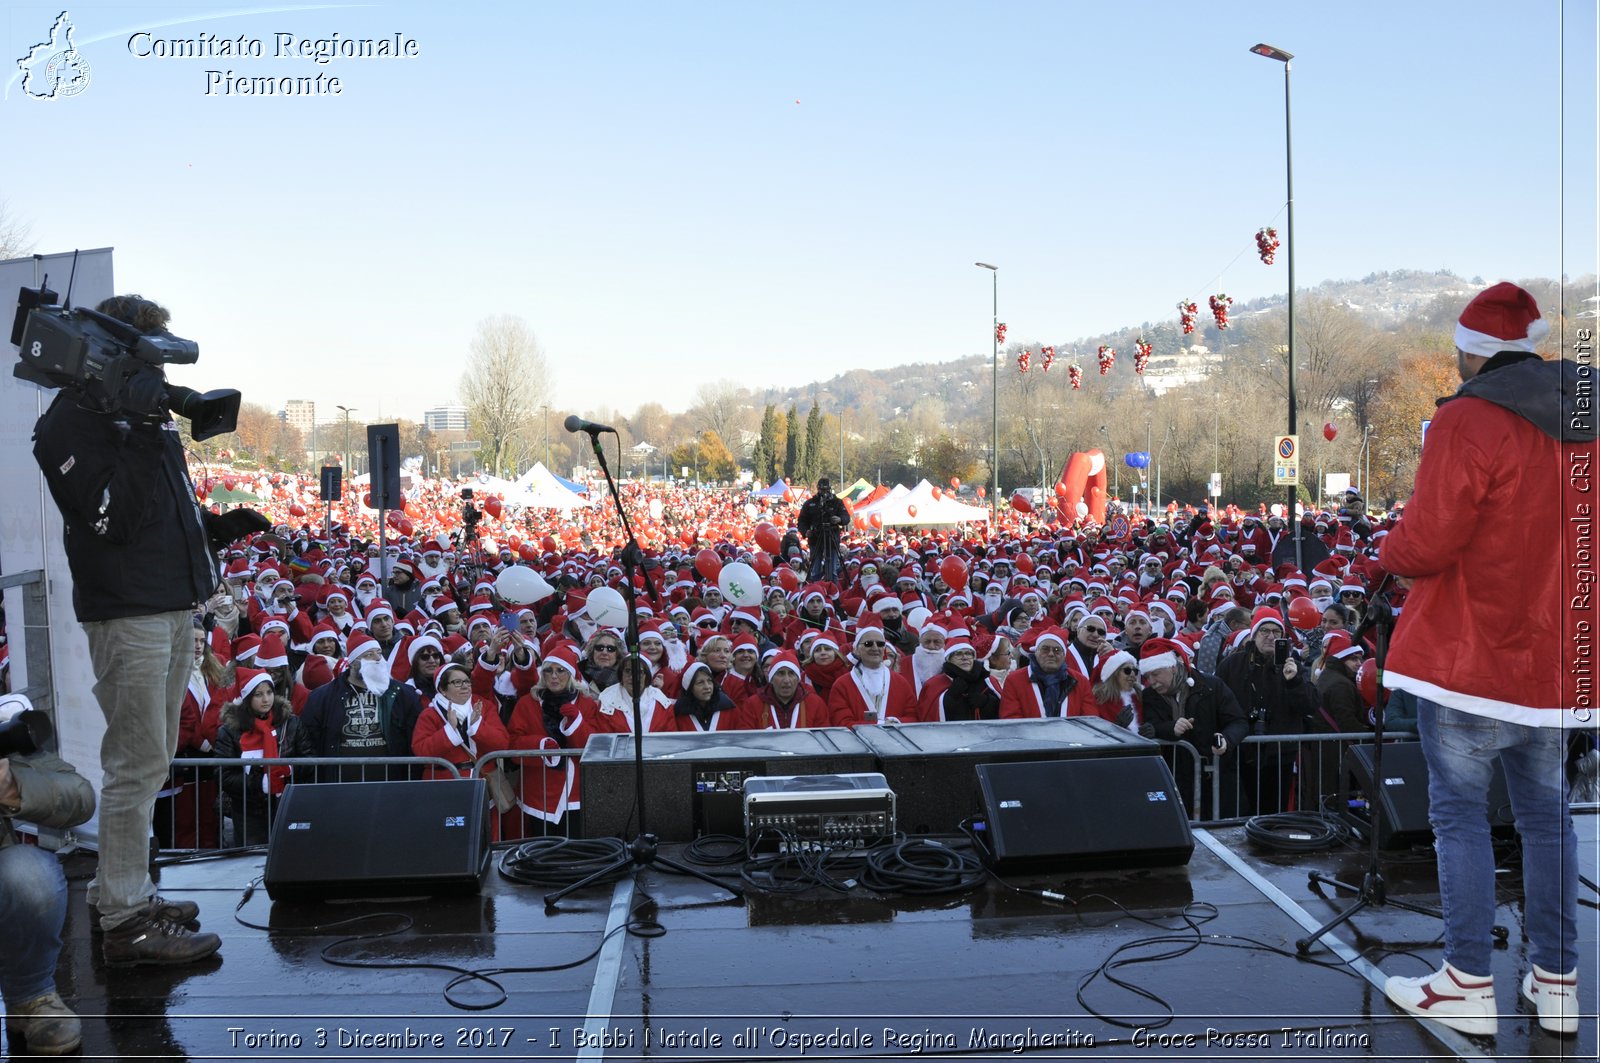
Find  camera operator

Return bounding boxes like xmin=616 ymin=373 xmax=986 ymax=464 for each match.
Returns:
xmin=0 ymin=698 xmax=95 ymax=1055
xmin=30 ymin=294 xmax=263 ymax=966
xmin=797 ymin=478 xmax=848 ymax=583
xmin=1214 ymin=607 xmax=1319 ymax=815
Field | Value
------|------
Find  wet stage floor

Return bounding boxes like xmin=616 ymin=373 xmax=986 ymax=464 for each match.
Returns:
xmin=8 ymin=814 xmax=1597 ymax=1062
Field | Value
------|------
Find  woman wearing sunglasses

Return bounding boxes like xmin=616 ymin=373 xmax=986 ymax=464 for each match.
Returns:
xmin=1088 ymin=650 xmax=1146 ymax=734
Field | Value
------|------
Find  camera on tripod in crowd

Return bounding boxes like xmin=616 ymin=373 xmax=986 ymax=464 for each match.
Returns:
xmin=460 ymin=487 xmax=481 ymax=532
xmin=11 ymin=282 xmax=240 ymax=440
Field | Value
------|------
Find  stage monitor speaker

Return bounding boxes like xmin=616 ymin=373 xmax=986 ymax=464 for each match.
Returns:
xmin=319 ymin=464 xmax=342 ymax=502
xmin=856 ymin=717 xmax=1157 ymax=835
xmin=976 ymin=756 xmax=1193 ymax=873
xmin=579 ymin=728 xmax=877 ymax=842
xmin=264 ymin=778 xmax=490 ymax=900
xmin=1340 ymin=741 xmax=1516 ymax=849
xmin=366 ymin=422 xmax=402 ymax=510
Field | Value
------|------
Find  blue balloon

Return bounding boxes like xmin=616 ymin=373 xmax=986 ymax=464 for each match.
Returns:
xmin=1124 ymin=453 xmax=1140 ymax=469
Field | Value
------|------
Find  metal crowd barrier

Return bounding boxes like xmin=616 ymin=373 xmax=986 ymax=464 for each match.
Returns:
xmin=1199 ymin=731 xmax=1383 ymax=825
xmin=472 ymin=748 xmax=585 ymax=843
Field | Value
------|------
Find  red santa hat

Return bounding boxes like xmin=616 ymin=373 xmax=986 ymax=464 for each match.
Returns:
xmin=1249 ymin=605 xmax=1286 ymax=638
xmin=942 ymin=636 xmax=976 ymax=660
xmin=542 ymin=642 xmax=582 ymax=679
xmin=231 ymin=634 xmax=262 ymax=665
xmin=407 ymin=634 xmax=444 ymax=664
xmin=256 ymin=633 xmax=290 ymax=670
xmin=1455 ymin=282 xmax=1550 ymax=359
xmin=1138 ymin=637 xmax=1183 ymax=675
xmin=1322 ymin=630 xmax=1364 ymax=660
xmin=767 ymin=652 xmax=803 ymax=680
xmin=344 ymin=631 xmax=382 ymax=663
xmin=853 ymin=618 xmax=886 ymax=647
xmin=234 ymin=666 xmax=273 ymax=703
xmin=730 ymin=633 xmax=759 ymax=654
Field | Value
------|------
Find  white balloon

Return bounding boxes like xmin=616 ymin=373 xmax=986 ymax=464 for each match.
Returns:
xmin=648 ymin=498 xmax=665 ymax=520
xmin=585 ymin=586 xmax=629 ymax=627
xmin=743 ymin=502 xmax=758 ymax=519
xmin=905 ymin=606 xmax=931 ymax=631
xmin=496 ymin=566 xmax=554 ymax=606
xmin=717 ymin=561 xmax=762 ymax=605
xmin=1074 ymin=501 xmax=1089 ymax=518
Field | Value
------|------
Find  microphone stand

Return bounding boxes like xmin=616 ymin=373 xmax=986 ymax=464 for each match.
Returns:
xmin=1295 ymin=582 xmax=1443 ymax=953
xmin=545 ymin=429 xmax=742 ymax=905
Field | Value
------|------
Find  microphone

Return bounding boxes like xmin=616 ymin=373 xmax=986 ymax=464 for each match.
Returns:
xmin=564 ymin=415 xmax=617 ymax=436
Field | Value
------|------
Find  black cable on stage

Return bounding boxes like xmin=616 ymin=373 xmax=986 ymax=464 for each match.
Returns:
xmin=1243 ymin=810 xmax=1352 ymax=852
xmin=682 ymin=833 xmax=746 ymax=866
xmin=495 ymin=836 xmax=630 ymax=886
xmin=857 ymin=835 xmax=987 ymax=895
xmin=739 ymin=827 xmax=862 ymax=894
xmin=231 ymin=872 xmax=663 ymax=1011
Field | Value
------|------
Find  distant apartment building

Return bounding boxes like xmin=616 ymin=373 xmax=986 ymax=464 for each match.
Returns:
xmin=281 ymin=399 xmax=316 ymax=434
xmin=424 ymin=405 xmax=470 ymax=432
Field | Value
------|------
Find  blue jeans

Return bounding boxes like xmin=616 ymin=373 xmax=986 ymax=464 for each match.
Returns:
xmin=1417 ymin=699 xmax=1579 ymax=978
xmin=0 ymin=844 xmax=68 ymax=1004
xmin=81 ymin=610 xmax=192 ymax=931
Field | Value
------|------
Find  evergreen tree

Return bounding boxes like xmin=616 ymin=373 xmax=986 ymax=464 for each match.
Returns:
xmin=783 ymin=405 xmax=803 ymax=481
xmin=803 ymin=404 xmax=828 ymax=484
xmin=754 ymin=404 xmax=779 ymax=482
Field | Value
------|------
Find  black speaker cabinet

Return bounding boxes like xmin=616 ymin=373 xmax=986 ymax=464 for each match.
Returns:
xmin=264 ymin=779 xmax=490 ymax=900
xmin=579 ymin=728 xmax=876 ymax=841
xmin=976 ymin=756 xmax=1193 ymax=873
xmin=319 ymin=464 xmax=342 ymax=502
xmin=365 ymin=423 xmax=402 ymax=510
xmin=855 ymin=717 xmax=1157 ymax=834
xmin=1340 ymin=741 xmax=1516 ymax=849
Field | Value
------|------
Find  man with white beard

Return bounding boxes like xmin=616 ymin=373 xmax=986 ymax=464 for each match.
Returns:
xmin=299 ymin=631 xmax=425 ymax=782
xmin=417 ymin=540 xmax=450 ymax=583
xmin=906 ymin=620 xmax=947 ymax=694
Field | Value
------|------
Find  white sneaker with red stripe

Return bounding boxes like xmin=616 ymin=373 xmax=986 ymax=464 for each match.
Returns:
xmin=1521 ymin=965 xmax=1579 ymax=1035
xmin=1385 ymin=961 xmax=1498 ymax=1036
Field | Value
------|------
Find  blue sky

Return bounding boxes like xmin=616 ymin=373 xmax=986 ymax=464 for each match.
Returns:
xmin=2 ymin=1 xmax=1594 ymax=424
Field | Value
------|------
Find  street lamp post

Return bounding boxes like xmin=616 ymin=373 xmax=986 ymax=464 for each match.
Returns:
xmin=336 ymin=404 xmax=357 ymax=479
xmin=540 ymin=403 xmax=551 ymax=468
xmin=1250 ymin=41 xmax=1301 ymax=570
xmin=975 ymin=262 xmax=999 ymax=523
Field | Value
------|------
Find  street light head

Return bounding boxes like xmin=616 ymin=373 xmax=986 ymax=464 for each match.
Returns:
xmin=1249 ymin=42 xmax=1293 ymax=62
xmin=975 ymin=262 xmax=998 ymax=271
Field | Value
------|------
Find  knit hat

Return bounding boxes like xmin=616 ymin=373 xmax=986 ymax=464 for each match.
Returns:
xmin=1455 ymin=282 xmax=1550 ymax=359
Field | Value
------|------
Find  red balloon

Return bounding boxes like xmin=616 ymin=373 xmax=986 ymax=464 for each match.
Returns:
xmin=782 ymin=488 xmax=797 ymax=504
xmin=950 ymin=477 xmax=960 ymax=489
xmin=541 ymin=534 xmax=559 ymax=553
xmin=1011 ymin=492 xmax=1033 ymax=514
xmin=976 ymin=486 xmax=986 ymax=499
xmin=1288 ymin=596 xmax=1322 ymax=631
xmin=939 ymin=554 xmax=969 ymax=590
xmin=363 ymin=492 xmax=374 ymax=509
xmin=222 ymin=477 xmax=237 ymax=492
xmin=1357 ymin=657 xmax=1378 ymax=708
xmin=288 ymin=503 xmax=307 ymax=518
xmin=1323 ymin=422 xmax=1338 ymax=442
xmin=695 ymin=548 xmax=722 ymax=580
xmin=519 ymin=542 xmax=538 ymax=561
xmin=907 ymin=504 xmax=918 ymax=518
xmin=1015 ymin=553 xmax=1035 ymax=575
xmin=397 ymin=516 xmax=415 ymax=536
xmin=754 ymin=522 xmax=783 ymax=554
xmin=1054 ymin=482 xmax=1069 ymax=497
xmin=484 ymin=497 xmax=503 ymax=519
xmin=869 ymin=513 xmax=883 ymax=529
xmin=777 ymin=565 xmax=799 ymax=592
xmin=752 ymin=553 xmax=774 ymax=577
xmin=931 ymin=487 xmax=942 ymax=501
xmin=386 ymin=510 xmax=406 ymax=528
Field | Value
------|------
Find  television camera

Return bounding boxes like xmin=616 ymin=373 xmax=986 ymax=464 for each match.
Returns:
xmin=11 ymin=281 xmax=239 ymax=440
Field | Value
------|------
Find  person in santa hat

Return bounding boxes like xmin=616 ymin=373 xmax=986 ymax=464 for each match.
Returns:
xmin=827 ymin=622 xmax=919 ymax=726
xmin=669 ymin=661 xmax=749 ymax=732
xmin=411 ymin=661 xmax=511 ymax=786
xmin=1137 ymin=637 xmax=1247 ymax=819
xmin=743 ymin=653 xmax=829 ymax=729
xmin=1382 ymin=282 xmax=1588 ymax=1036
xmin=214 ymin=670 xmax=308 ymax=847
xmin=1087 ymin=649 xmax=1142 ymax=733
xmin=802 ymin=634 xmax=849 ymax=700
xmin=917 ymin=638 xmax=1000 ymax=722
xmin=1215 ymin=606 xmax=1318 ymax=815
xmin=298 ymin=632 xmax=425 ymax=783
xmin=999 ymin=628 xmax=1089 ymax=720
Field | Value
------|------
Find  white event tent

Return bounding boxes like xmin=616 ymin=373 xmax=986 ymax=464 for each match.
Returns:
xmin=851 ymin=479 xmax=991 ymax=527
xmin=508 ymin=462 xmax=594 ymax=511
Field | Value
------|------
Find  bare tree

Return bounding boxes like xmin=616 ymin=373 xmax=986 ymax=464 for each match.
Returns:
xmin=458 ymin=315 xmax=551 ymax=478
xmin=0 ymin=200 xmax=33 ymax=261
xmin=688 ymin=381 xmax=756 ymax=459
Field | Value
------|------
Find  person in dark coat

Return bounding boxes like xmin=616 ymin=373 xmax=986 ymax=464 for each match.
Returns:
xmin=1306 ymin=630 xmax=1367 ymax=809
xmin=796 ymin=479 xmax=849 ymax=582
xmin=1215 ymin=609 xmax=1321 ymax=815
xmin=214 ymin=670 xmax=309 ymax=846
xmin=298 ymin=635 xmax=425 ymax=782
xmin=1137 ymin=638 xmax=1248 ymax=820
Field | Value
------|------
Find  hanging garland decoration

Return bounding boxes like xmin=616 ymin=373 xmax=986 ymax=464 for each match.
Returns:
xmin=995 ymin=322 xmax=1007 ymax=346
xmin=1068 ymin=363 xmax=1083 ymax=390
xmin=1133 ymin=337 xmax=1152 ymax=375
xmin=1040 ymin=345 xmax=1056 ymax=372
xmin=1255 ymin=226 xmax=1280 ymax=265
xmin=1177 ymin=300 xmax=1199 ymax=335
xmin=1209 ymin=293 xmax=1233 ymax=329
xmin=1096 ymin=345 xmax=1116 ymax=375
xmin=1016 ymin=349 xmax=1032 ymax=373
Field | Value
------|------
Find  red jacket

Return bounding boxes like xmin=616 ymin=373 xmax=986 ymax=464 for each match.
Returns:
xmin=1381 ymin=359 xmax=1593 ymax=725
xmin=743 ymin=689 xmax=830 ymax=729
xmin=826 ymin=666 xmax=920 ymax=726
xmin=997 ymin=666 xmax=1092 ymax=720
xmin=410 ymin=696 xmax=510 ymax=778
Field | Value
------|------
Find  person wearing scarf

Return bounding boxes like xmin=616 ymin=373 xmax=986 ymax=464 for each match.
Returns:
xmin=670 ymin=661 xmax=744 ymax=732
xmin=588 ymin=655 xmax=676 ymax=734
xmin=215 ymin=668 xmax=307 ymax=847
xmin=827 ymin=622 xmax=920 ymax=726
xmin=411 ymin=661 xmax=510 ymax=781
xmin=504 ymin=645 xmax=595 ymax=827
xmin=918 ymin=639 xmax=1001 ymax=722
xmin=802 ymin=635 xmax=849 ymax=699
xmin=999 ymin=628 xmax=1090 ymax=719
xmin=744 ymin=653 xmax=828 ymax=729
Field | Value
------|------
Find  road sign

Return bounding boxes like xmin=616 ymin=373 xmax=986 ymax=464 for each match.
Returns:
xmin=1273 ymin=434 xmax=1299 ymax=486
xmin=1209 ymin=472 xmax=1222 ymax=497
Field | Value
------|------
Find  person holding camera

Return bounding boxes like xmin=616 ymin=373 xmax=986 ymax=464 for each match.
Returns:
xmin=797 ymin=478 xmax=849 ymax=583
xmin=1215 ymin=607 xmax=1319 ymax=815
xmin=0 ymin=699 xmax=96 ymax=1056
xmin=30 ymin=295 xmax=263 ymax=966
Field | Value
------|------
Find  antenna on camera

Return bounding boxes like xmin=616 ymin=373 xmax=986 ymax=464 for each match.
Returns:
xmin=61 ymin=249 xmax=80 ymax=311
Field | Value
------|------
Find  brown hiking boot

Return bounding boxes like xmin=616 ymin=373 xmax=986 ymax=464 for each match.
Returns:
xmin=5 ymin=990 xmax=83 ymax=1055
xmin=93 ymin=894 xmax=201 ymax=932
xmin=102 ymin=910 xmax=221 ymax=967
